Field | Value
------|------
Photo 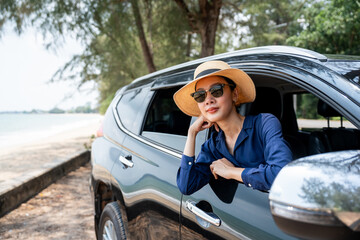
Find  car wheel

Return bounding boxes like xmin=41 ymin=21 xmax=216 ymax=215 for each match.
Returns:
xmin=98 ymin=202 xmax=127 ymax=240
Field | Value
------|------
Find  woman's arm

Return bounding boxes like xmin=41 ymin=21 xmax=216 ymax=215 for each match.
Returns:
xmin=183 ymin=127 xmax=197 ymax=157
xmin=210 ymin=114 xmax=292 ymax=191
xmin=210 ymin=158 xmax=245 ymax=182
xmin=241 ymin=114 xmax=292 ymax=191
xmin=177 ymin=116 xmax=218 ymax=195
xmin=184 ymin=115 xmax=218 ymax=156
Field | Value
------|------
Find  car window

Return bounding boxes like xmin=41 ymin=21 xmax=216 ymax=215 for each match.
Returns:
xmin=293 ymin=92 xmax=360 ymax=156
xmin=142 ymin=87 xmax=192 ymax=151
xmin=116 ymin=88 xmax=148 ymax=133
xmin=295 ymin=93 xmax=357 ymax=130
xmin=204 ymin=81 xmax=360 ymax=204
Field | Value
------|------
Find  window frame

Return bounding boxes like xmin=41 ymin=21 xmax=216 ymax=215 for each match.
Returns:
xmin=140 ymin=86 xmax=194 ymax=153
xmin=112 ymin=86 xmax=191 ymax=159
xmin=115 ymin=87 xmax=150 ymax=135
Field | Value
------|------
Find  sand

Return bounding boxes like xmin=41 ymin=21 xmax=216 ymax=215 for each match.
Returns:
xmin=0 ymin=163 xmax=95 ymax=239
xmin=0 ymin=115 xmax=103 ymax=195
xmin=0 ymin=115 xmax=102 ymax=239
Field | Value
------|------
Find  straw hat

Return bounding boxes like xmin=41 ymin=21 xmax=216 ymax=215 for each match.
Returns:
xmin=173 ymin=60 xmax=256 ymax=117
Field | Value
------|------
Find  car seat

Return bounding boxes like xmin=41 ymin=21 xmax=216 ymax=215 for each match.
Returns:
xmin=246 ymin=87 xmax=307 ymax=159
xmin=308 ymin=99 xmax=360 ymax=155
xmin=168 ymin=110 xmax=191 ymax=136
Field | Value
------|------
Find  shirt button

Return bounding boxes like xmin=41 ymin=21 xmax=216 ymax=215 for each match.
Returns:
xmin=188 ymin=162 xmax=192 ymax=165
xmin=248 ymin=183 xmax=252 ymax=187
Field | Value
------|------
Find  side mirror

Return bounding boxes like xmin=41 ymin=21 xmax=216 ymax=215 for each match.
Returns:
xmin=269 ymin=150 xmax=360 ymax=240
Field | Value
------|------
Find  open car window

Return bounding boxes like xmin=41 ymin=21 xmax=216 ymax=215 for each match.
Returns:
xmin=209 ymin=80 xmax=360 ymax=161
xmin=294 ymin=93 xmax=359 ymax=156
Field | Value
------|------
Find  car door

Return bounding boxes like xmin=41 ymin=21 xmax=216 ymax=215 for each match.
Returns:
xmin=179 ymin=61 xmax=360 ymax=239
xmin=178 ymin=119 xmax=295 ymax=240
xmin=110 ymin=84 xmax=193 ymax=239
xmin=180 ymin=180 xmax=296 ymax=239
xmin=178 ymin=83 xmax=298 ymax=239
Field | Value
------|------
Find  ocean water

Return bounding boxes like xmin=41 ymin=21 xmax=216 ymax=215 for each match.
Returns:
xmin=0 ymin=113 xmax=102 ymax=150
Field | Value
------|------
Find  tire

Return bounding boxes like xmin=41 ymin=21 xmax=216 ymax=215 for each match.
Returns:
xmin=98 ymin=202 xmax=127 ymax=240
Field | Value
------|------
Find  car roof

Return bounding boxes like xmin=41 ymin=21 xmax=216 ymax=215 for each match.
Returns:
xmin=125 ymin=46 xmax=360 ymax=90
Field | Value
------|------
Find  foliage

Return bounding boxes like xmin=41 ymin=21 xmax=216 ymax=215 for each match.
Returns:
xmin=296 ymin=93 xmax=319 ymax=119
xmin=287 ymin=0 xmax=360 ymax=55
xmin=230 ymin=0 xmax=305 ymax=48
xmin=301 ymin=178 xmax=360 ymax=212
xmin=68 ymin=102 xmax=97 ymax=113
xmin=49 ymin=107 xmax=65 ymax=114
xmin=1 ymin=0 xmax=358 ymax=113
xmin=0 ymin=0 xmax=194 ymax=114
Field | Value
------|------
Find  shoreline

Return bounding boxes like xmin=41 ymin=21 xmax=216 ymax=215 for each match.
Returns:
xmin=0 ymin=116 xmax=101 ymax=198
xmin=0 ymin=114 xmax=103 ymax=156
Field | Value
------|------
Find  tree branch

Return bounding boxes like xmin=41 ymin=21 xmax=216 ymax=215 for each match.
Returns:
xmin=173 ymin=0 xmax=198 ymax=32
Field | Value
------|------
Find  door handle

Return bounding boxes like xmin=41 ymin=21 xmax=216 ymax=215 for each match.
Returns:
xmin=185 ymin=200 xmax=221 ymax=227
xmin=119 ymin=155 xmax=134 ymax=168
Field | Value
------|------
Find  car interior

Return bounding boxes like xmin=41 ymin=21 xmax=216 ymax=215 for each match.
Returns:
xmin=308 ymin=99 xmax=360 ymax=155
xmin=143 ymin=88 xmax=191 ymax=136
xmin=142 ymin=73 xmax=360 ymax=160
xmin=239 ymin=74 xmax=360 ymax=160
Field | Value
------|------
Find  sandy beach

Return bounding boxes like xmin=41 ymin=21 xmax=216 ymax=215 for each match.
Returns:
xmin=0 ymin=114 xmax=103 ymax=195
xmin=0 ymin=163 xmax=95 ymax=239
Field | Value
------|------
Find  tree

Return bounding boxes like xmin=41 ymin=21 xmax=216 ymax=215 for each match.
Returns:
xmin=296 ymin=93 xmax=319 ymax=119
xmin=49 ymin=107 xmax=65 ymax=114
xmin=0 ymin=1 xmax=192 ymax=113
xmin=1 ymin=0 xmax=313 ymax=114
xmin=131 ymin=0 xmax=156 ymax=73
xmin=174 ymin=0 xmax=222 ymax=57
xmin=286 ymin=0 xmax=360 ymax=55
xmin=237 ymin=0 xmax=305 ymax=48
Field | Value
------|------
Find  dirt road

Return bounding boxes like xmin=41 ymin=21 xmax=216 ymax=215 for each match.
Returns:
xmin=0 ymin=163 xmax=95 ymax=240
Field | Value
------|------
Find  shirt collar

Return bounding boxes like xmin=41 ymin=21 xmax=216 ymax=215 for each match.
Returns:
xmin=215 ymin=115 xmax=253 ymax=140
xmin=214 ymin=115 xmax=254 ymax=156
xmin=242 ymin=115 xmax=254 ymax=130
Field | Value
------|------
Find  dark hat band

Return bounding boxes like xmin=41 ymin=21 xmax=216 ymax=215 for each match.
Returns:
xmin=195 ymin=68 xmax=222 ymax=78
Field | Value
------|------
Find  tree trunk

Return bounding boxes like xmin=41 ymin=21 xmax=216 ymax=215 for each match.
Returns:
xmin=174 ymin=0 xmax=222 ymax=57
xmin=131 ymin=0 xmax=156 ymax=73
xmin=186 ymin=33 xmax=192 ymax=57
xmin=198 ymin=0 xmax=222 ymax=57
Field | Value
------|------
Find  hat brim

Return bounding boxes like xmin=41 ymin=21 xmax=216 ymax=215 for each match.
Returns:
xmin=173 ymin=68 xmax=256 ymax=117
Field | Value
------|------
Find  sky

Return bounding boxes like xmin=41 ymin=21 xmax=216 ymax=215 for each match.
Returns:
xmin=0 ymin=24 xmax=99 ymax=112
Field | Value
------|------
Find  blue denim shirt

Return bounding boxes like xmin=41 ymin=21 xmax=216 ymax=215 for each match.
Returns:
xmin=177 ymin=113 xmax=292 ymax=195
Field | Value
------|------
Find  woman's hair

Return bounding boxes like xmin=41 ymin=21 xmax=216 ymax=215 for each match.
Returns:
xmin=222 ymin=76 xmax=240 ymax=113
xmin=222 ymin=76 xmax=236 ymax=91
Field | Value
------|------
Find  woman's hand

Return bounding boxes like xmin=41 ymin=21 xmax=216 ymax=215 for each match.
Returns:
xmin=189 ymin=115 xmax=219 ymax=136
xmin=210 ymin=158 xmax=244 ymax=182
xmin=183 ymin=115 xmax=219 ymax=158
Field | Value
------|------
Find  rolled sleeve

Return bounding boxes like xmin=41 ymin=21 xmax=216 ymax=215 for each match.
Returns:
xmin=180 ymin=154 xmax=195 ymax=169
xmin=177 ymin=114 xmax=292 ymax=194
xmin=177 ymin=141 xmax=215 ymax=195
xmin=241 ymin=168 xmax=252 ymax=188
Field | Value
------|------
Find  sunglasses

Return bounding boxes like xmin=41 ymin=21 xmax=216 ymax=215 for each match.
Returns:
xmin=190 ymin=84 xmax=234 ymax=103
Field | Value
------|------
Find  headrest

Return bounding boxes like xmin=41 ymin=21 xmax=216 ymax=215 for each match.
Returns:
xmin=317 ymin=99 xmax=340 ymax=117
xmin=248 ymin=87 xmax=282 ymax=120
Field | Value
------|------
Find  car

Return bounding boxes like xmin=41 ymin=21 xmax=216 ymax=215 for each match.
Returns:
xmin=90 ymin=45 xmax=360 ymax=240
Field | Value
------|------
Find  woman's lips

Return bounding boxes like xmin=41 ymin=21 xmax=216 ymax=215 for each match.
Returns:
xmin=206 ymin=107 xmax=219 ymax=114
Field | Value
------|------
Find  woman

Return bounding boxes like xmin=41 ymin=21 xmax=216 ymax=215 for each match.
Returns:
xmin=173 ymin=60 xmax=292 ymax=195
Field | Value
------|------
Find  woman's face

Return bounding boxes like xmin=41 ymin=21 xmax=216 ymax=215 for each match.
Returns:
xmin=195 ymin=76 xmax=237 ymax=123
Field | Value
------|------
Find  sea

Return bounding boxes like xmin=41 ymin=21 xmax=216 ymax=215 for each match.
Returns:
xmin=0 ymin=113 xmax=102 ymax=150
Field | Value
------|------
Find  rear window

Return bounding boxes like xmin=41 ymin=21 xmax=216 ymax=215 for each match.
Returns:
xmin=116 ymin=88 xmax=148 ymax=133
xmin=142 ymin=87 xmax=192 ymax=151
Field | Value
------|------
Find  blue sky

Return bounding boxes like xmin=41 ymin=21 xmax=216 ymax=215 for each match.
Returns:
xmin=0 ymin=24 xmax=98 ymax=112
